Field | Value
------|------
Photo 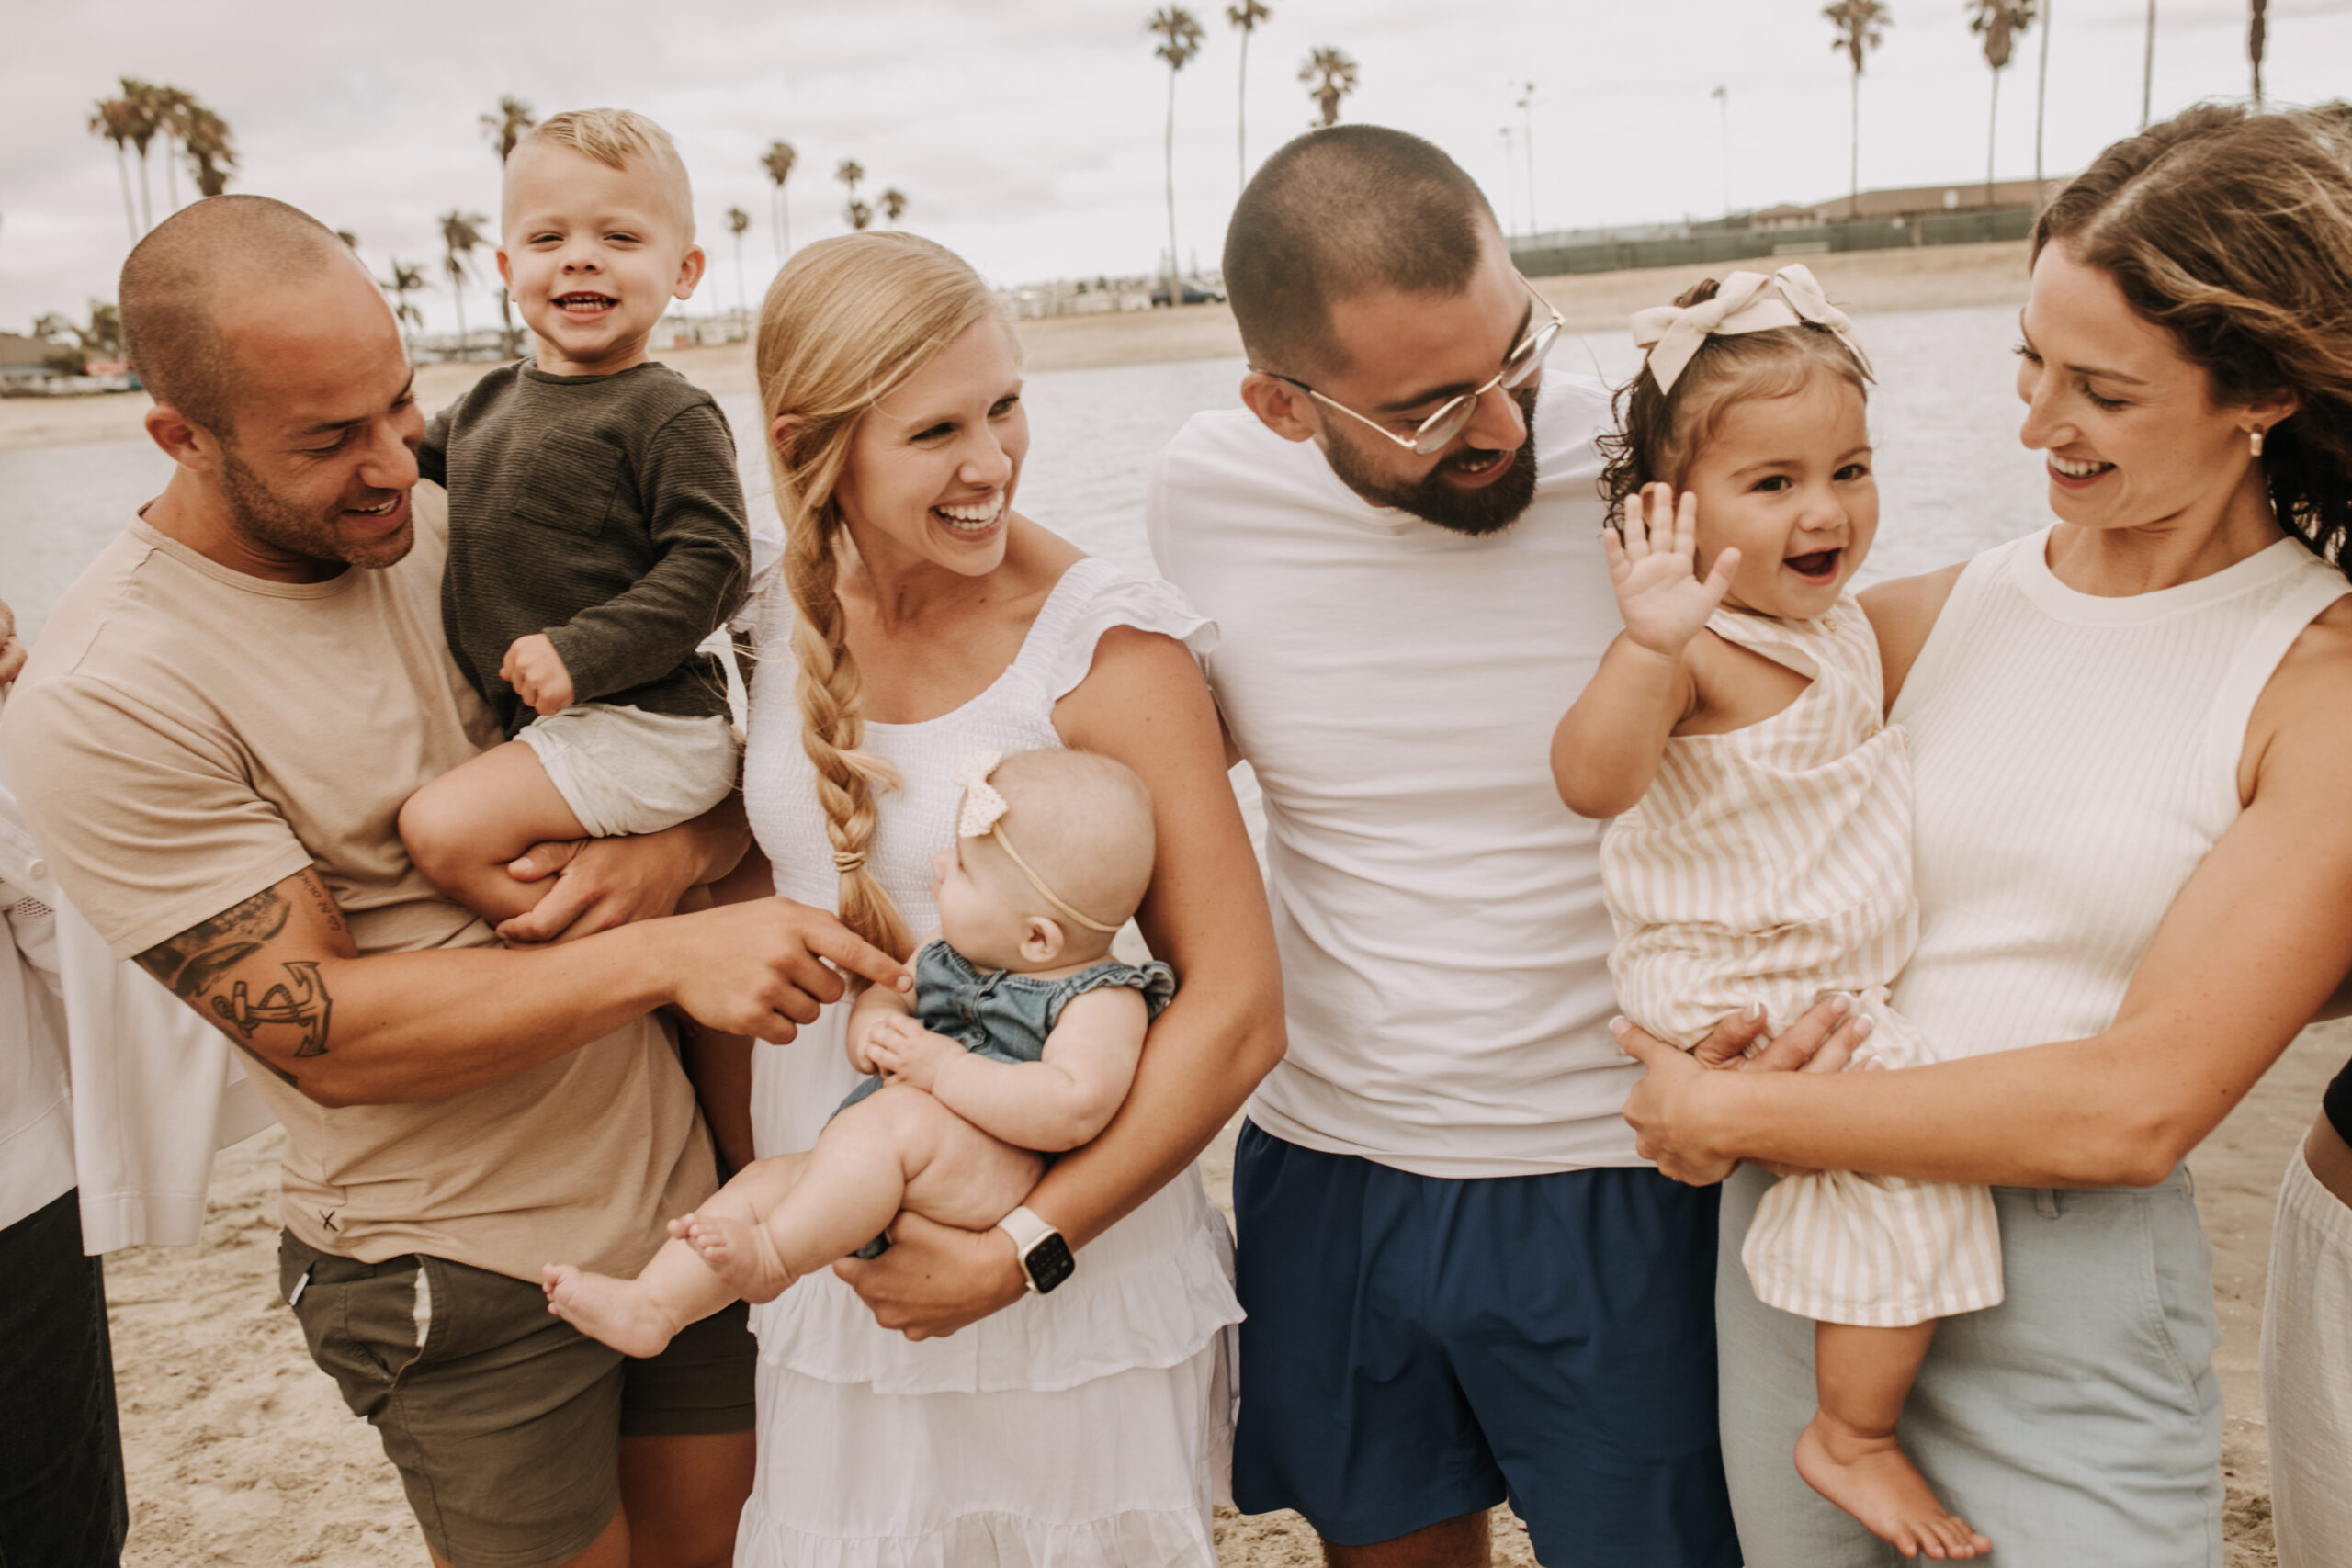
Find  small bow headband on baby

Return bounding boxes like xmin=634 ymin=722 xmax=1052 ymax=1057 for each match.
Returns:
xmin=952 ymin=750 xmax=1122 ymax=935
xmin=1628 ymin=263 xmax=1876 ymax=396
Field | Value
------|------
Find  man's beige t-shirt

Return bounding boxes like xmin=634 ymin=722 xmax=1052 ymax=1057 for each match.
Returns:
xmin=3 ymin=489 xmax=715 ymax=1280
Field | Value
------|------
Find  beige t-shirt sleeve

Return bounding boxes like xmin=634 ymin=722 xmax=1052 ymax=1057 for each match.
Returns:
xmin=5 ymin=671 xmax=314 ymax=963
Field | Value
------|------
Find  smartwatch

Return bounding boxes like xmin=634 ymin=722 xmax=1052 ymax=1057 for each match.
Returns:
xmin=997 ymin=1205 xmax=1075 ymax=1295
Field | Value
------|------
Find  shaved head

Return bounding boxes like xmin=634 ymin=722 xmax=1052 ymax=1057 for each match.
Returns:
xmin=120 ymin=195 xmax=361 ymax=434
xmin=1224 ymin=125 xmax=1499 ymax=378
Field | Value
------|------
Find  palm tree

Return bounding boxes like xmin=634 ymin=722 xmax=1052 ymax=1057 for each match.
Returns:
xmin=382 ymin=261 xmax=426 ymax=356
xmin=440 ymin=209 xmax=489 ymax=361
xmin=336 ymin=230 xmax=361 ymax=252
xmin=1147 ymin=7 xmax=1206 ymax=294
xmin=2141 ymin=0 xmax=2157 ymax=129
xmin=1300 ymin=46 xmax=1358 ymax=129
xmin=2033 ymin=0 xmax=2053 ymax=197
xmin=481 ymin=95 xmax=535 ymax=163
xmin=2250 ymin=0 xmax=2269 ymax=109
xmin=180 ymin=105 xmax=237 ymax=199
xmin=117 ymin=78 xmax=162 ymax=232
xmin=762 ymin=141 xmax=797 ymax=262
xmin=1969 ymin=2 xmax=2036 ymax=201
xmin=148 ymin=84 xmax=197 ymax=215
xmin=878 ymin=187 xmax=908 ymax=226
xmin=836 ymin=159 xmax=865 ymax=231
xmin=725 ymin=206 xmax=752 ymax=315
xmin=1823 ymin=1 xmax=1892 ymax=218
xmin=87 ymin=96 xmax=141 ymax=242
xmin=1227 ymin=0 xmax=1272 ymax=188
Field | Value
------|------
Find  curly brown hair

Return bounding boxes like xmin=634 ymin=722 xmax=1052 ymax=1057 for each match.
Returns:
xmin=1595 ymin=276 xmax=1871 ymax=521
xmin=2034 ymin=100 xmax=2352 ymax=571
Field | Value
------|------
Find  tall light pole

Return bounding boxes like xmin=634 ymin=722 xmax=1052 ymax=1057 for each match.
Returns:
xmin=1514 ymin=81 xmax=1538 ymax=236
xmin=1712 ymin=85 xmax=1731 ymax=216
xmin=1499 ymin=126 xmax=1520 ymax=237
xmin=2141 ymin=0 xmax=2156 ymax=130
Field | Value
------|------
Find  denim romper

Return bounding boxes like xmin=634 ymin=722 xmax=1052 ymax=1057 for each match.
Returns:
xmin=837 ymin=940 xmax=1177 ymax=1257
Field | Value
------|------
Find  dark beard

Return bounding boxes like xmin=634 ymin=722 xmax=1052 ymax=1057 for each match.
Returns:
xmin=218 ymin=444 xmax=412 ymax=570
xmin=1322 ymin=381 xmax=1541 ymax=536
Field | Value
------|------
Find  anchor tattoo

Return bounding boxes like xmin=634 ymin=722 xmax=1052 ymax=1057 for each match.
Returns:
xmin=212 ymin=960 xmax=333 ymax=1057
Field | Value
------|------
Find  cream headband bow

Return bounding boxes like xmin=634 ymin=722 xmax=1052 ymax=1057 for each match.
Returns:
xmin=1628 ymin=263 xmax=1875 ymax=395
xmin=952 ymin=750 xmax=1121 ymax=935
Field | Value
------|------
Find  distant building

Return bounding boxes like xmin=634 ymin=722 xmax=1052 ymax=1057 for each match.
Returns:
xmin=1756 ymin=177 xmax=2055 ymax=229
xmin=0 ymin=332 xmax=66 ymax=383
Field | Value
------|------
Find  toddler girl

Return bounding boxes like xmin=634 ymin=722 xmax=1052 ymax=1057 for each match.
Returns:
xmin=543 ymin=746 xmax=1171 ymax=1355
xmin=1551 ymin=266 xmax=1999 ymax=1562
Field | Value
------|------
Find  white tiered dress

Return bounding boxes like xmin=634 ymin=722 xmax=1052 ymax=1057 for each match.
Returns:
xmin=735 ymin=556 xmax=1241 ymax=1568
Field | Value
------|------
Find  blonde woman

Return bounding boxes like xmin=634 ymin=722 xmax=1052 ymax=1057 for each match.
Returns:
xmin=701 ymin=231 xmax=1282 ymax=1565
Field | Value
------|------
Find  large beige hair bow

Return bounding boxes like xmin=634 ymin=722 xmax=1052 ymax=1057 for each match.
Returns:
xmin=952 ymin=750 xmax=1121 ymax=934
xmin=1629 ymin=263 xmax=1875 ymax=395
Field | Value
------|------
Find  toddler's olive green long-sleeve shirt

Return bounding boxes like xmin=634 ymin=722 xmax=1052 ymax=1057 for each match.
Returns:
xmin=419 ymin=360 xmax=751 ymax=738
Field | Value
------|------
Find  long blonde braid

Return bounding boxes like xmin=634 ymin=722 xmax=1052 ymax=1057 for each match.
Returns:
xmin=752 ymin=232 xmax=1008 ymax=958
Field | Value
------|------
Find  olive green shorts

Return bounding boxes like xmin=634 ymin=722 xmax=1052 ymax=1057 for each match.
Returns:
xmin=278 ymin=1232 xmax=753 ymax=1568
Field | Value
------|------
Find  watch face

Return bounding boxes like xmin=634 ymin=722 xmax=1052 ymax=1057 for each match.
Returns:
xmin=1024 ymin=1233 xmax=1076 ymax=1294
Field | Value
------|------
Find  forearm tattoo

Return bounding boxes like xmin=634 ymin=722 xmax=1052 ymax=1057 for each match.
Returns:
xmin=137 ymin=886 xmax=333 ymax=1085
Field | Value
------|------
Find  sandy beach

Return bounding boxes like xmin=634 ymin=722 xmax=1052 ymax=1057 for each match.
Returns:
xmin=0 ymin=241 xmax=2034 ymax=455
xmin=46 ymin=239 xmax=2295 ymax=1565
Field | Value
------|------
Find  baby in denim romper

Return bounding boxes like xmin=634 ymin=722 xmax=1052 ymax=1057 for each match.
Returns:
xmin=546 ymin=747 xmax=1170 ymax=1357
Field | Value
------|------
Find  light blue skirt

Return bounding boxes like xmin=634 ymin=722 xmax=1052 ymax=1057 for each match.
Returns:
xmin=1717 ymin=1162 xmax=2224 ymax=1568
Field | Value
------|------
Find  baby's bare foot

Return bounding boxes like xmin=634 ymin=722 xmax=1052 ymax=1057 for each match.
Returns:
xmin=678 ymin=1211 xmax=797 ymax=1303
xmin=1794 ymin=1413 xmax=1991 ymax=1561
xmin=541 ymin=1262 xmax=683 ymax=1359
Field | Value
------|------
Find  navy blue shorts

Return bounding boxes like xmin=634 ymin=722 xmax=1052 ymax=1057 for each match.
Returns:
xmin=1231 ymin=1122 xmax=1738 ymax=1568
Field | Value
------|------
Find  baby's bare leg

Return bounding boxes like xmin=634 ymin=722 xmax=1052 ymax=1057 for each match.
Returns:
xmin=1794 ymin=1320 xmax=1991 ymax=1561
xmin=687 ymin=1086 xmax=1042 ymax=1300
xmin=543 ymin=1153 xmax=809 ymax=1357
xmin=399 ymin=740 xmax=588 ymax=926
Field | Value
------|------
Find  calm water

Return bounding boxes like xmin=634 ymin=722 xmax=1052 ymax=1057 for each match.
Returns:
xmin=0 ymin=303 xmax=2048 ymax=640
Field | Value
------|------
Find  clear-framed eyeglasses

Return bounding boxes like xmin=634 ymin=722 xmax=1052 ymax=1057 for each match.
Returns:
xmin=1255 ymin=276 xmax=1564 ymax=457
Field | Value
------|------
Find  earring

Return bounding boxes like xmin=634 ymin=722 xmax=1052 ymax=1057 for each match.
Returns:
xmin=2251 ymin=427 xmax=2267 ymax=457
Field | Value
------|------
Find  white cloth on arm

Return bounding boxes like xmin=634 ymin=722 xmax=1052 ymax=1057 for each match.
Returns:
xmin=737 ymin=555 xmax=1239 ymax=1568
xmin=0 ymin=719 xmax=270 ymax=1248
xmin=1144 ymin=378 xmax=1634 ymax=1179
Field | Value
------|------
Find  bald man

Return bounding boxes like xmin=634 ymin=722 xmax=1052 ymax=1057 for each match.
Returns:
xmin=3 ymin=196 xmax=905 ymax=1568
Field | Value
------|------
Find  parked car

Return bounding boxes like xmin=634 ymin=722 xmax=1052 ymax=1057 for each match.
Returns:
xmin=1149 ymin=277 xmax=1227 ymax=307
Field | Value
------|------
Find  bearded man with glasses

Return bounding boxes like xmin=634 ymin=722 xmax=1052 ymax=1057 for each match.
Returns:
xmin=1145 ymin=127 xmax=1740 ymax=1568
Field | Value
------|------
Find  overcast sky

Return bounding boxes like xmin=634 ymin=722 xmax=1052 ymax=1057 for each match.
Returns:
xmin=6 ymin=0 xmax=2351 ymax=337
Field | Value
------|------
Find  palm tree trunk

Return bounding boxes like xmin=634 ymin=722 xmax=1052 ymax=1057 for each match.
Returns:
xmin=2035 ymin=0 xmax=2052 ymax=197
xmin=164 ymin=134 xmax=179 ymax=213
xmin=452 ymin=283 xmax=467 ymax=362
xmin=2141 ymin=0 xmax=2157 ymax=130
xmin=1986 ymin=68 xmax=2001 ymax=200
xmin=1237 ymin=30 xmax=1250 ymax=190
xmin=783 ymin=197 xmax=793 ymax=259
xmin=1849 ymin=71 xmax=1861 ymax=218
xmin=1164 ymin=70 xmax=1180 ymax=295
xmin=135 ymin=148 xmax=153 ymax=234
xmin=114 ymin=150 xmax=138 ymax=243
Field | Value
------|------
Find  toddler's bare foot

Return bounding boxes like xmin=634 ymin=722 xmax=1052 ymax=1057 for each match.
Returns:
xmin=675 ymin=1210 xmax=797 ymax=1304
xmin=1794 ymin=1412 xmax=1991 ymax=1561
xmin=541 ymin=1262 xmax=683 ymax=1359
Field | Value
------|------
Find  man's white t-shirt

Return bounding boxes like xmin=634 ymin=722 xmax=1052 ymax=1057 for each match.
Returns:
xmin=1146 ymin=375 xmax=1637 ymax=1179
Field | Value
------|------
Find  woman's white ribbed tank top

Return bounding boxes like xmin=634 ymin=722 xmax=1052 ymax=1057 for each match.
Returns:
xmin=1889 ymin=525 xmax=2347 ymax=1062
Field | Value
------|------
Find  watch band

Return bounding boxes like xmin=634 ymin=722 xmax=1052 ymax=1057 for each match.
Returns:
xmin=997 ymin=1205 xmax=1067 ymax=1292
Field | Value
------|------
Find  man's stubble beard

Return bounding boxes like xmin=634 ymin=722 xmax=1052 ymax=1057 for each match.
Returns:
xmin=217 ymin=441 xmax=413 ymax=571
xmin=1321 ymin=381 xmax=1541 ymax=536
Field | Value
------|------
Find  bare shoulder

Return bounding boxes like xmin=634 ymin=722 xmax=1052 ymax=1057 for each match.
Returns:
xmin=2245 ymin=592 xmax=2352 ymax=798
xmin=1860 ymin=563 xmax=1966 ymax=705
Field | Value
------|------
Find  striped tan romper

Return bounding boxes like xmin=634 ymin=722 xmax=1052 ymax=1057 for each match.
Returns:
xmin=1602 ymin=595 xmax=2002 ymax=1327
